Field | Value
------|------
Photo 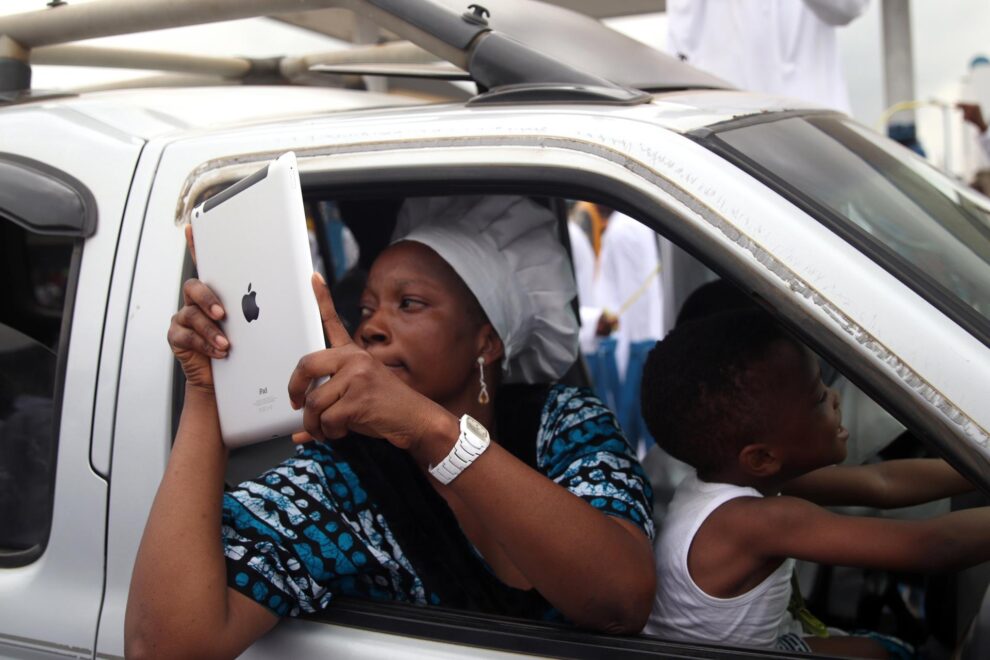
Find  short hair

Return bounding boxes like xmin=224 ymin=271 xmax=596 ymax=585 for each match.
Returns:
xmin=676 ymin=279 xmax=757 ymax=327
xmin=640 ymin=309 xmax=792 ymax=476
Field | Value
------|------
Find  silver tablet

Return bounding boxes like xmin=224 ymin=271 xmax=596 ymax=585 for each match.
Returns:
xmin=191 ymin=152 xmax=325 ymax=447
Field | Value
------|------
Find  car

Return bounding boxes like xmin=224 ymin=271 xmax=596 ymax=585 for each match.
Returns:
xmin=2 ymin=1 xmax=990 ymax=658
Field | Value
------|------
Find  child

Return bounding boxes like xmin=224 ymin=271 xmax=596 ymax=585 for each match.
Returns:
xmin=640 ymin=309 xmax=984 ymax=657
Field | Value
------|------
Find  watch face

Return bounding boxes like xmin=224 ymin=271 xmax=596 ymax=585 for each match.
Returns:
xmin=463 ymin=415 xmax=489 ymax=440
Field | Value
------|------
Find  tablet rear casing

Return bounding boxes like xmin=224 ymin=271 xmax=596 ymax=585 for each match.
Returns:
xmin=190 ymin=152 xmax=325 ymax=447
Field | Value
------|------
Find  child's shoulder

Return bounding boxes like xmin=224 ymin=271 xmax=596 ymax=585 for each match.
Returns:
xmin=697 ymin=492 xmax=846 ymax=562
xmin=705 ymin=493 xmax=779 ymax=529
xmin=712 ymin=491 xmax=816 ymax=527
xmin=673 ymin=477 xmax=808 ymax=545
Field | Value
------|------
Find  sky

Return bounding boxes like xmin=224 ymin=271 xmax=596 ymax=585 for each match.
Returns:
xmin=3 ymin=1 xmax=990 ymax=172
xmin=1 ymin=0 xmax=347 ymax=89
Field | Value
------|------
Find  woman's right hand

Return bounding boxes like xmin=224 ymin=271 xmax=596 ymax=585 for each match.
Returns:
xmin=168 ymin=278 xmax=229 ymax=391
xmin=166 ymin=226 xmax=229 ymax=392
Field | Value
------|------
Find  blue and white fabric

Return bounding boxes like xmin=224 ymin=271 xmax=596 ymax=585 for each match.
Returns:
xmin=221 ymin=384 xmax=653 ymax=618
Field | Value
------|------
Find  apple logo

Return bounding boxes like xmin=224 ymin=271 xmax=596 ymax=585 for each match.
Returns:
xmin=242 ymin=283 xmax=260 ymax=323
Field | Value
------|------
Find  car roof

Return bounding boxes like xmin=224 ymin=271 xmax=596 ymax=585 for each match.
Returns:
xmin=3 ymin=84 xmax=827 ymax=144
xmin=3 ymin=85 xmax=423 ymax=140
xmin=648 ymin=89 xmax=829 ymax=131
xmin=0 ymin=0 xmax=736 ymax=130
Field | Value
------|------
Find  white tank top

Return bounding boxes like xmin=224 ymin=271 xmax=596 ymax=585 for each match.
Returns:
xmin=643 ymin=472 xmax=801 ymax=648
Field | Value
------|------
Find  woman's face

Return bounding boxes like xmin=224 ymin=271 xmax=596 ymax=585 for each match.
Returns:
xmin=356 ymin=241 xmax=500 ymax=408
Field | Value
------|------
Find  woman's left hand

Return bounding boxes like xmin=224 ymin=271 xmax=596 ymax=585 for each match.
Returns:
xmin=288 ymin=273 xmax=450 ymax=451
xmin=291 ymin=282 xmax=653 ymax=634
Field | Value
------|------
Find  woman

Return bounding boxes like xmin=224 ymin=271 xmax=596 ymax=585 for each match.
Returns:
xmin=125 ymin=196 xmax=656 ymax=658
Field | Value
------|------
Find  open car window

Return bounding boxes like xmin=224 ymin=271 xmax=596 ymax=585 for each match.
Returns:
xmin=219 ymin=194 xmax=599 ymax=486
xmin=162 ymin=146 xmax=986 ymax=657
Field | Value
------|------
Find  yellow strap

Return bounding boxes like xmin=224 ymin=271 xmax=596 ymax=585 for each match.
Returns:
xmin=612 ymin=264 xmax=662 ymax=317
xmin=788 ymin=573 xmax=829 ymax=638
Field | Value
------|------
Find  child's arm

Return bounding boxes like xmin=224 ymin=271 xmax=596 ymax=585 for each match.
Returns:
xmin=734 ymin=495 xmax=990 ymax=573
xmin=780 ymin=458 xmax=974 ymax=509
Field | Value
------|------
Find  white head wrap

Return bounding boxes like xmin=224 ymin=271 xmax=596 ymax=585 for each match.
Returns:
xmin=391 ymin=195 xmax=579 ymax=384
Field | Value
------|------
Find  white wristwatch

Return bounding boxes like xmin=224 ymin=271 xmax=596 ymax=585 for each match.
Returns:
xmin=429 ymin=414 xmax=491 ymax=485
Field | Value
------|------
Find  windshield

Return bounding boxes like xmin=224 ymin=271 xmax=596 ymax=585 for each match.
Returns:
xmin=710 ymin=114 xmax=990 ymax=340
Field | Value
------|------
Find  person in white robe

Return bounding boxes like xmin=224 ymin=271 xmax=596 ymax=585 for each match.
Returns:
xmin=568 ymin=220 xmax=602 ymax=356
xmin=959 ymin=102 xmax=990 ymax=161
xmin=594 ymin=211 xmax=663 ymax=382
xmin=666 ymin=0 xmax=869 ymax=114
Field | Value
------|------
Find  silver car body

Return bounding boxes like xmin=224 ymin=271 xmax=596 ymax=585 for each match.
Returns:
xmin=1 ymin=82 xmax=988 ymax=658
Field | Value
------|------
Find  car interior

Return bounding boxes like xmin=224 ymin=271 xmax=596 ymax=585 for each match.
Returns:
xmin=0 ymin=218 xmax=75 ymax=559
xmin=203 ymin=191 xmax=593 ymax=485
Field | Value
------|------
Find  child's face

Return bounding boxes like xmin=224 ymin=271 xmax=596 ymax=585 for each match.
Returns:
xmin=762 ymin=339 xmax=849 ymax=474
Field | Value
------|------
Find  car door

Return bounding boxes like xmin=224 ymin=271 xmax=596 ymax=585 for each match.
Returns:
xmin=100 ymin=99 xmax=990 ymax=658
xmin=0 ymin=105 xmax=143 ymax=657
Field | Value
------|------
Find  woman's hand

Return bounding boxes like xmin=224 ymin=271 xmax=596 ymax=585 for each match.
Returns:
xmin=166 ymin=226 xmax=230 ymax=392
xmin=288 ymin=273 xmax=452 ymax=451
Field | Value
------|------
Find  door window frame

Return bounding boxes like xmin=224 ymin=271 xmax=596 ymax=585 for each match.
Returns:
xmin=176 ymin=154 xmax=980 ymax=657
xmin=0 ymin=223 xmax=84 ymax=567
xmin=689 ymin=112 xmax=990 ymax=348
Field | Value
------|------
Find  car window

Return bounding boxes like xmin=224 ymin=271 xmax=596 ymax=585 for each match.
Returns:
xmin=0 ymin=219 xmax=75 ymax=557
xmin=709 ymin=114 xmax=990 ymax=344
xmin=220 ymin=194 xmax=580 ymax=486
xmin=163 ymin=157 xmax=989 ymax=655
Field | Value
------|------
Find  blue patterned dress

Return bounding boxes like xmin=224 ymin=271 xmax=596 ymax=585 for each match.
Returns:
xmin=221 ymin=384 xmax=654 ymax=619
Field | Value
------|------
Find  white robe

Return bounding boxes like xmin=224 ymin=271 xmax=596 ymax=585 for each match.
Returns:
xmin=666 ymin=0 xmax=869 ymax=114
xmin=568 ymin=221 xmax=603 ymax=356
xmin=594 ymin=212 xmax=663 ymax=380
xmin=978 ymin=129 xmax=990 ymax=161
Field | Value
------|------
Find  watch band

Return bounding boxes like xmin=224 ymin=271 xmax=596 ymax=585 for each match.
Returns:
xmin=429 ymin=414 xmax=491 ymax=485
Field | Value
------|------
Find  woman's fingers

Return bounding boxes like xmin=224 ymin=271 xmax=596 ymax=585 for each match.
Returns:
xmin=311 ymin=273 xmax=352 ymax=348
xmin=175 ymin=305 xmax=229 ymax=353
xmin=291 ymin=431 xmax=315 ymax=445
xmin=182 ymin=278 xmax=225 ymax=321
xmin=289 ymin=272 xmax=360 ymax=411
xmin=301 ymin=374 xmax=349 ymax=440
xmin=287 ymin=347 xmax=348 ymax=410
xmin=318 ymin=405 xmax=352 ymax=441
xmin=169 ymin=278 xmax=228 ymax=362
xmin=168 ymin=323 xmax=226 ymax=359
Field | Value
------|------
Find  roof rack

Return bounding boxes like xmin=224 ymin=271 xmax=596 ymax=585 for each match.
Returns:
xmin=28 ymin=40 xmax=438 ymax=83
xmin=0 ymin=0 xmax=728 ymax=103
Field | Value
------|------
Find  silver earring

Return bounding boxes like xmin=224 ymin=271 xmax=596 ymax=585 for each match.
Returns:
xmin=477 ymin=356 xmax=490 ymax=405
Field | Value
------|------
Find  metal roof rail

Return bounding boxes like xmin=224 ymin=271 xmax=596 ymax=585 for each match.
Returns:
xmin=27 ymin=41 xmax=440 ymax=85
xmin=310 ymin=62 xmax=470 ymax=81
xmin=31 ymin=46 xmax=254 ymax=80
xmin=0 ymin=0 xmax=651 ymax=104
xmin=284 ymin=0 xmax=732 ymax=94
